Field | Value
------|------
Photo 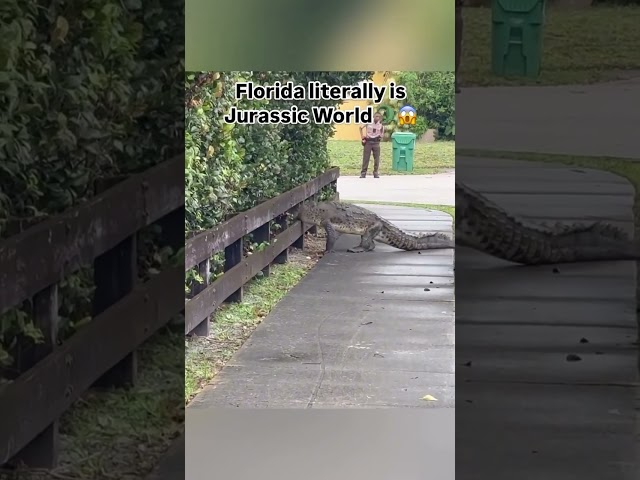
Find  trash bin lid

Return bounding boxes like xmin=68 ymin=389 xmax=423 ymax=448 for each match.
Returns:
xmin=495 ymin=0 xmax=541 ymax=13
xmin=391 ymin=131 xmax=416 ymax=145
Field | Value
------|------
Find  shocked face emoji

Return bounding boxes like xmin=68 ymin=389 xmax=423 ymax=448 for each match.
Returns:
xmin=398 ymin=105 xmax=417 ymax=126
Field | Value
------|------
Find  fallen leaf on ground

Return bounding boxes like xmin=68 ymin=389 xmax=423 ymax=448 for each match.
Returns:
xmin=421 ymin=394 xmax=438 ymax=401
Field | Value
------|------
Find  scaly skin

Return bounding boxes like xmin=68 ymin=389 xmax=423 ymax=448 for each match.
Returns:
xmin=298 ymin=201 xmax=454 ymax=253
xmin=456 ymin=182 xmax=640 ymax=265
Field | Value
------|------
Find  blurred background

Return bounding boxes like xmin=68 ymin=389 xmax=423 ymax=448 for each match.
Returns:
xmin=186 ymin=0 xmax=454 ymax=71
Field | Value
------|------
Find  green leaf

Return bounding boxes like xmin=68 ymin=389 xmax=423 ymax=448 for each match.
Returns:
xmin=51 ymin=16 xmax=69 ymax=45
xmin=22 ymin=322 xmax=44 ymax=343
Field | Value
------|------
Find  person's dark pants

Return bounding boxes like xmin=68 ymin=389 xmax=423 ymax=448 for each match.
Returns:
xmin=361 ymin=139 xmax=380 ymax=176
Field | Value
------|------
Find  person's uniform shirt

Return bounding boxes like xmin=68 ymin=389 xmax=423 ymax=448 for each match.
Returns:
xmin=364 ymin=122 xmax=383 ymax=139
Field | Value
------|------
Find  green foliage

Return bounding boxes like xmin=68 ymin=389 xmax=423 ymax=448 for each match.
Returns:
xmin=383 ymin=72 xmax=453 ymax=140
xmin=1 ymin=0 xmax=183 ymax=228
xmin=366 ymin=72 xmax=455 ymax=141
xmin=394 ymin=71 xmax=455 ymax=140
xmin=0 ymin=0 xmax=183 ymax=373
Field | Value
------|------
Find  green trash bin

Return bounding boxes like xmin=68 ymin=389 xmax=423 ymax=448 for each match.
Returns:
xmin=391 ymin=131 xmax=416 ymax=172
xmin=491 ymin=0 xmax=545 ymax=78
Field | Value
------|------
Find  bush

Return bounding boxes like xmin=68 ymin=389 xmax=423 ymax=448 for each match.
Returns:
xmin=394 ymin=71 xmax=456 ymax=140
xmin=1 ymin=0 xmax=183 ymax=230
xmin=0 ymin=0 xmax=183 ymax=374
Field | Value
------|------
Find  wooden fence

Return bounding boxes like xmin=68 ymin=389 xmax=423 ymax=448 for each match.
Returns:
xmin=185 ymin=168 xmax=340 ymax=336
xmin=0 ymin=156 xmax=184 ymax=468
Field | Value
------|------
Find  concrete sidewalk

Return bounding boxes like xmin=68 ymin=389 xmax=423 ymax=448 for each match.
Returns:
xmin=457 ymin=78 xmax=640 ymax=158
xmin=148 ymin=204 xmax=455 ymax=479
xmin=456 ymin=156 xmax=639 ymax=480
xmin=189 ymin=204 xmax=455 ymax=408
xmin=338 ymin=172 xmax=455 ymax=206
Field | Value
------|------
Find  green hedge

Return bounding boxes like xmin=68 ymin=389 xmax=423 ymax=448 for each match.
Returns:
xmin=1 ymin=0 xmax=182 ymax=231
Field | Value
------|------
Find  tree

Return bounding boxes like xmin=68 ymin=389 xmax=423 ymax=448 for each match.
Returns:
xmin=394 ymin=71 xmax=455 ymax=140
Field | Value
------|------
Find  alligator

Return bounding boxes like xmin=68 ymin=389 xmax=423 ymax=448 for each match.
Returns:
xmin=297 ymin=201 xmax=454 ymax=253
xmin=456 ymin=181 xmax=640 ymax=265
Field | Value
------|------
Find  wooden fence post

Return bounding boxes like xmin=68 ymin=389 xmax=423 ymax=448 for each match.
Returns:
xmin=93 ymin=235 xmax=138 ymax=387
xmin=273 ymin=215 xmax=289 ymax=264
xmin=10 ymin=285 xmax=60 ymax=467
xmin=190 ymin=258 xmax=211 ymax=336
xmin=159 ymin=206 xmax=185 ymax=253
xmin=252 ymin=223 xmax=271 ymax=277
xmin=331 ymin=180 xmax=339 ymax=201
xmin=92 ymin=178 xmax=138 ymax=388
xmin=225 ymin=238 xmax=244 ymax=302
xmin=158 ymin=206 xmax=186 ymax=329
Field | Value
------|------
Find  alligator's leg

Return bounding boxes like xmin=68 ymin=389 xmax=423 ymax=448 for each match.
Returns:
xmin=346 ymin=237 xmax=364 ymax=253
xmin=361 ymin=222 xmax=384 ymax=251
xmin=322 ymin=220 xmax=339 ymax=253
xmin=348 ymin=222 xmax=384 ymax=253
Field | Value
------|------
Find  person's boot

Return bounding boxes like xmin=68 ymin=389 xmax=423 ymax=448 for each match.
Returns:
xmin=373 ymin=173 xmax=380 ymax=178
xmin=360 ymin=173 xmax=366 ymax=178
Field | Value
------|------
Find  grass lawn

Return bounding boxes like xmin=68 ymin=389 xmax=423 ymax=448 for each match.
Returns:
xmin=461 ymin=6 xmax=640 ymax=86
xmin=328 ymin=139 xmax=454 ymax=176
xmin=457 ymin=148 xmax=640 ymax=226
xmin=19 ymin=327 xmax=184 ymax=479
xmin=343 ymin=200 xmax=455 ymax=219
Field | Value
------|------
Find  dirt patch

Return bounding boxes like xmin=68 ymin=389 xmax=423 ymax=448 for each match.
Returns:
xmin=297 ymin=231 xmax=326 ymax=261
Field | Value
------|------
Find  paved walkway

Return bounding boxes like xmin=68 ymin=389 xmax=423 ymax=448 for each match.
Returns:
xmin=457 ymin=78 xmax=640 ymax=158
xmin=148 ymin=203 xmax=455 ymax=479
xmin=189 ymin=204 xmax=455 ymax=408
xmin=337 ymin=172 xmax=455 ymax=206
xmin=456 ymin=156 xmax=639 ymax=480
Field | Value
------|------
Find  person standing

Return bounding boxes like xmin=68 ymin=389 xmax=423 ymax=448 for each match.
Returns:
xmin=359 ymin=112 xmax=384 ymax=178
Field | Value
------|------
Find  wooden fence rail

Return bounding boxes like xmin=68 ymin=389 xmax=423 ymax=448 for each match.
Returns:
xmin=185 ymin=168 xmax=340 ymax=336
xmin=0 ymin=156 xmax=184 ymax=468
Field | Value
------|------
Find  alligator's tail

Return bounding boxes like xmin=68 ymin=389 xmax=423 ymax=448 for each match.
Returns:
xmin=510 ymin=238 xmax=640 ymax=265
xmin=525 ymin=223 xmax=640 ymax=264
xmin=459 ymin=212 xmax=640 ymax=265
xmin=456 ymin=182 xmax=640 ymax=265
xmin=377 ymin=222 xmax=454 ymax=251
